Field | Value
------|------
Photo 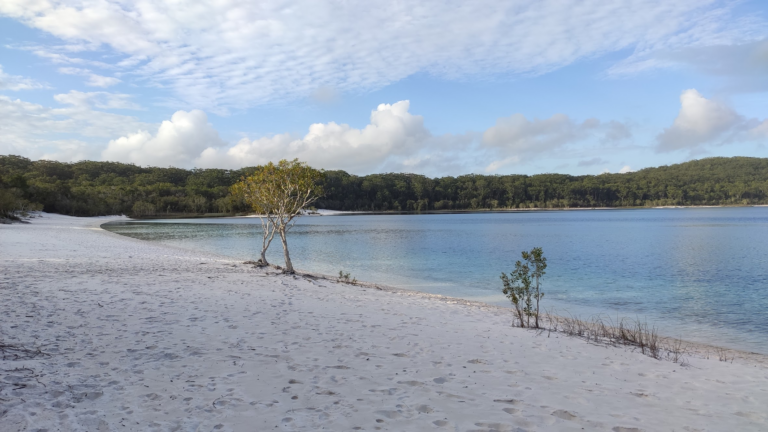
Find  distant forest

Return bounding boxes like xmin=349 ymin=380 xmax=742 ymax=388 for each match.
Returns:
xmin=2 ymin=155 xmax=768 ymax=217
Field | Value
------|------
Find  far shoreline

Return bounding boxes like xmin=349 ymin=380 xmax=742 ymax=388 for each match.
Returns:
xmin=124 ymin=203 xmax=766 ymax=220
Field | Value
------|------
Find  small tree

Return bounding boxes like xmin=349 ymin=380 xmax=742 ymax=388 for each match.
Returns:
xmin=500 ymin=247 xmax=547 ymax=328
xmin=231 ymin=159 xmax=323 ymax=273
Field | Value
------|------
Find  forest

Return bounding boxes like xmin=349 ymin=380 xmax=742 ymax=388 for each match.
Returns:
xmin=2 ymin=154 xmax=768 ymax=218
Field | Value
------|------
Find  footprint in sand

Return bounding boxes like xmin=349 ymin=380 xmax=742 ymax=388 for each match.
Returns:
xmin=734 ymin=411 xmax=765 ymax=422
xmin=612 ymin=427 xmax=643 ymax=432
xmin=369 ymin=388 xmax=399 ymax=395
xmin=375 ymin=410 xmax=402 ymax=419
xmin=416 ymin=405 xmax=433 ymax=414
xmin=433 ymin=377 xmax=447 ymax=384
xmin=552 ymin=409 xmax=579 ymax=421
xmin=493 ymin=399 xmax=523 ymax=406
xmin=474 ymin=422 xmax=514 ymax=431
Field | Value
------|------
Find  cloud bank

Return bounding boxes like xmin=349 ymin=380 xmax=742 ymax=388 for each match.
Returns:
xmin=0 ymin=93 xmax=151 ymax=161
xmin=481 ymin=115 xmax=631 ymax=172
xmin=3 ymin=90 xmax=764 ymax=175
xmin=91 ymin=101 xmax=632 ymax=175
xmin=103 ymin=110 xmax=224 ymax=168
xmin=2 ymin=1 xmax=764 ymax=110
xmin=198 ymin=101 xmax=431 ymax=173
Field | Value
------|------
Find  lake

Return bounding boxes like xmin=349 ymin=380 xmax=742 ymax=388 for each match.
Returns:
xmin=103 ymin=207 xmax=768 ymax=354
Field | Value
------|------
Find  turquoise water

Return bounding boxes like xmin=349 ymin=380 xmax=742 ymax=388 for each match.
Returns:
xmin=103 ymin=207 xmax=768 ymax=354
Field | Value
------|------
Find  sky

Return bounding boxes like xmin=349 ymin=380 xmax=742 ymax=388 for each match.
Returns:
xmin=0 ymin=0 xmax=767 ymax=177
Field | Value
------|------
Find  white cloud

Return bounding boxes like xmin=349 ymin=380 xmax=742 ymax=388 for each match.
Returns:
xmin=611 ymin=37 xmax=768 ymax=92
xmin=95 ymin=101 xmax=639 ymax=174
xmin=0 ymin=64 xmax=46 ymax=91
xmin=483 ymin=114 xmax=596 ymax=152
xmin=94 ymin=100 xmax=482 ymax=174
xmin=750 ymin=120 xmax=768 ymax=139
xmin=54 ymin=90 xmax=141 ymax=110
xmin=0 ymin=94 xmax=151 ymax=161
xmin=657 ymin=89 xmax=742 ymax=151
xmin=85 ymin=75 xmax=121 ymax=88
xmin=197 ymin=101 xmax=433 ymax=173
xmin=656 ymin=89 xmax=768 ymax=153
xmin=598 ymin=165 xmax=634 ymax=174
xmin=2 ymin=1 xmax=764 ymax=110
xmin=481 ymin=114 xmax=630 ymax=172
xmin=58 ymin=67 xmax=121 ymax=87
xmin=103 ymin=110 xmax=225 ymax=167
xmin=657 ymin=89 xmax=743 ymax=152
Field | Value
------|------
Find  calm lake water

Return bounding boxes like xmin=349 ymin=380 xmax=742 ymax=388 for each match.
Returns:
xmin=103 ymin=207 xmax=768 ymax=354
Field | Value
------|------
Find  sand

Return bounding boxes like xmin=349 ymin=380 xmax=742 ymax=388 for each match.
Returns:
xmin=1 ymin=214 xmax=767 ymax=431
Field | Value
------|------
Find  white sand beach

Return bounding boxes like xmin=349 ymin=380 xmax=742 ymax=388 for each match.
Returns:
xmin=1 ymin=214 xmax=767 ymax=431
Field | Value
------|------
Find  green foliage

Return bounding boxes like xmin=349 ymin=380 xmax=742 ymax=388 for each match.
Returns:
xmin=231 ymin=159 xmax=324 ymax=216
xmin=0 ymin=173 xmax=43 ymax=220
xmin=0 ymin=188 xmax=19 ymax=220
xmin=315 ymin=157 xmax=768 ymax=210
xmin=231 ymin=159 xmax=325 ymax=273
xmin=132 ymin=201 xmax=157 ymax=217
xmin=0 ymin=156 xmax=256 ymax=216
xmin=2 ymin=155 xmax=768 ymax=217
xmin=338 ymin=270 xmax=357 ymax=285
xmin=501 ymin=247 xmax=547 ymax=328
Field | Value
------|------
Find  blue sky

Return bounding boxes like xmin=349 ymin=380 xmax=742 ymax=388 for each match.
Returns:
xmin=1 ymin=1 xmax=767 ymax=176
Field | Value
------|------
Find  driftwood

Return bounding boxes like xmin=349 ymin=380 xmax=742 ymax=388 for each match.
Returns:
xmin=0 ymin=342 xmax=50 ymax=361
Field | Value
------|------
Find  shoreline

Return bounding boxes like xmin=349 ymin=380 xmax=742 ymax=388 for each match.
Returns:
xmin=120 ymin=203 xmax=767 ymax=221
xmin=102 ymin=217 xmax=768 ymax=359
xmin=107 ymin=215 xmax=768 ymax=362
xmin=2 ymin=214 xmax=767 ymax=430
xmin=273 ymin=267 xmax=768 ymax=366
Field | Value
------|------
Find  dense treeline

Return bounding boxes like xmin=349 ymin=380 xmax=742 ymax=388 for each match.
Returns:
xmin=317 ymin=157 xmax=768 ymax=211
xmin=2 ymin=154 xmax=768 ymax=218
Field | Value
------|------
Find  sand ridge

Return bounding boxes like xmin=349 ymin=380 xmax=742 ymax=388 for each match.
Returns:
xmin=1 ymin=214 xmax=767 ymax=431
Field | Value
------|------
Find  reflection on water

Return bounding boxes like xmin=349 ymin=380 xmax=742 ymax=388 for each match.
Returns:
xmin=103 ymin=207 xmax=768 ymax=354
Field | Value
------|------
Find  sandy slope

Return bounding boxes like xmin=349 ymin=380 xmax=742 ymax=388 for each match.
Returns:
xmin=1 ymin=214 xmax=767 ymax=432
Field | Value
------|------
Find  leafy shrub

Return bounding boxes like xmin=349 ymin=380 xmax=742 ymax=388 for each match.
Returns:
xmin=500 ymin=247 xmax=547 ymax=328
xmin=338 ymin=270 xmax=357 ymax=285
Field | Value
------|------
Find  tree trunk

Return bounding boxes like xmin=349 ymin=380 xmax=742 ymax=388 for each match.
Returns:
xmin=279 ymin=228 xmax=294 ymax=273
xmin=258 ymin=217 xmax=276 ymax=266
xmin=534 ymin=277 xmax=541 ymax=328
xmin=259 ymin=231 xmax=272 ymax=265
